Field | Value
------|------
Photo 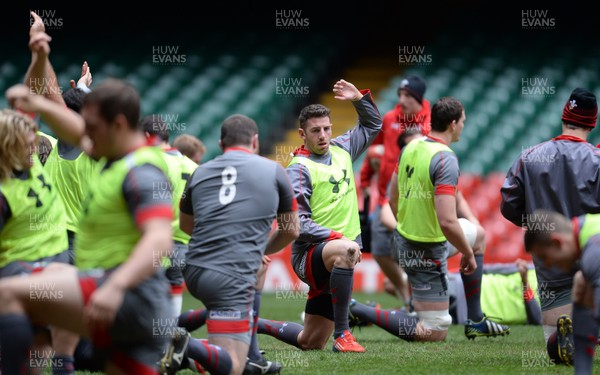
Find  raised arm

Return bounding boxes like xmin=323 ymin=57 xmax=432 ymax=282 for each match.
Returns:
xmin=24 ymin=12 xmax=64 ymax=106
xmin=330 ymin=80 xmax=382 ymax=161
xmin=6 ymin=85 xmax=86 ymax=147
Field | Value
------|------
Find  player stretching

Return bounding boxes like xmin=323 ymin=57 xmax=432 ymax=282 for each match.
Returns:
xmin=177 ymin=114 xmax=299 ymax=375
xmin=0 ymin=79 xmax=176 ymax=374
xmin=359 ymin=75 xmax=430 ymax=306
xmin=525 ymin=211 xmax=600 ymax=374
xmin=257 ymin=79 xmax=382 ymax=352
xmin=384 ymin=97 xmax=508 ymax=342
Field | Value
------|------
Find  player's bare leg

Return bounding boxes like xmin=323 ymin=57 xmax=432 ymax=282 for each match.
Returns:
xmin=297 ymin=313 xmax=334 ymax=349
xmin=209 ymin=336 xmax=248 ymax=375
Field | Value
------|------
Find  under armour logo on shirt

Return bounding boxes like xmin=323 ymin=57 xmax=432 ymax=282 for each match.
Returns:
xmin=569 ymin=100 xmax=577 ymax=110
xmin=329 ymin=169 xmax=350 ymax=193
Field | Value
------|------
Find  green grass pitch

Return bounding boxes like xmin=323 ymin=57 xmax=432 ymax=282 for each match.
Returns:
xmin=73 ymin=291 xmax=597 ymax=374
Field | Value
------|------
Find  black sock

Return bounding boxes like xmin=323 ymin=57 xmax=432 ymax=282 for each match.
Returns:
xmin=248 ymin=290 xmax=262 ymax=361
xmin=330 ymin=267 xmax=354 ymax=337
xmin=178 ymin=308 xmax=207 ymax=332
xmin=257 ymin=318 xmax=303 ymax=349
xmin=52 ymin=355 xmax=75 ymax=375
xmin=573 ymin=304 xmax=598 ymax=374
xmin=187 ymin=338 xmax=232 ymax=375
xmin=461 ymin=254 xmax=484 ymax=321
xmin=0 ymin=314 xmax=34 ymax=375
xmin=350 ymin=301 xmax=417 ymax=341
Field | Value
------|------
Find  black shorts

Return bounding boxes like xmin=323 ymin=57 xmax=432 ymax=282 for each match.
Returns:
xmin=292 ymin=243 xmax=334 ymax=321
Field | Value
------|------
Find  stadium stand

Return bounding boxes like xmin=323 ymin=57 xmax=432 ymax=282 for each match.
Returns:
xmin=0 ymin=31 xmax=348 ymax=161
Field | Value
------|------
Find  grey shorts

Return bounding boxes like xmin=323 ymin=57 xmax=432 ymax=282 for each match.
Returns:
xmin=539 ymin=283 xmax=572 ymax=311
xmin=371 ymin=205 xmax=394 ymax=257
xmin=184 ymin=266 xmax=254 ymax=344
xmin=392 ymin=231 xmax=450 ymax=302
xmin=78 ymin=269 xmax=171 ymax=372
xmin=165 ymin=241 xmax=188 ymax=286
xmin=0 ymin=250 xmax=70 ymax=278
xmin=532 ymin=255 xmax=577 ymax=311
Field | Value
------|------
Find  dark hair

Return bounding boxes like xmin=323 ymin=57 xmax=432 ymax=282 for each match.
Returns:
xmin=299 ymin=104 xmax=330 ymax=129
xmin=62 ymin=88 xmax=87 ymax=113
xmin=82 ymin=79 xmax=140 ymax=129
xmin=431 ymin=97 xmax=464 ymax=132
xmin=221 ymin=114 xmax=258 ymax=148
xmin=397 ymin=128 xmax=423 ymax=150
xmin=140 ymin=114 xmax=169 ymax=142
xmin=523 ymin=210 xmax=571 ymax=252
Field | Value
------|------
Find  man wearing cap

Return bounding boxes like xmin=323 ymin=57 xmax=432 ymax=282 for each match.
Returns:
xmin=501 ymin=88 xmax=600 ymax=365
xmin=359 ymin=75 xmax=430 ymax=307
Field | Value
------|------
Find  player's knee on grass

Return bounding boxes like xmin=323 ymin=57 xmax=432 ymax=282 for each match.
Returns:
xmin=299 ymin=333 xmax=329 ymax=350
xmin=415 ymin=310 xmax=452 ymax=342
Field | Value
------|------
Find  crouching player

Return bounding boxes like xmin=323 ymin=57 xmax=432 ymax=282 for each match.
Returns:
xmin=525 ymin=210 xmax=600 ymax=373
xmin=0 ymin=80 xmax=174 ymax=374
